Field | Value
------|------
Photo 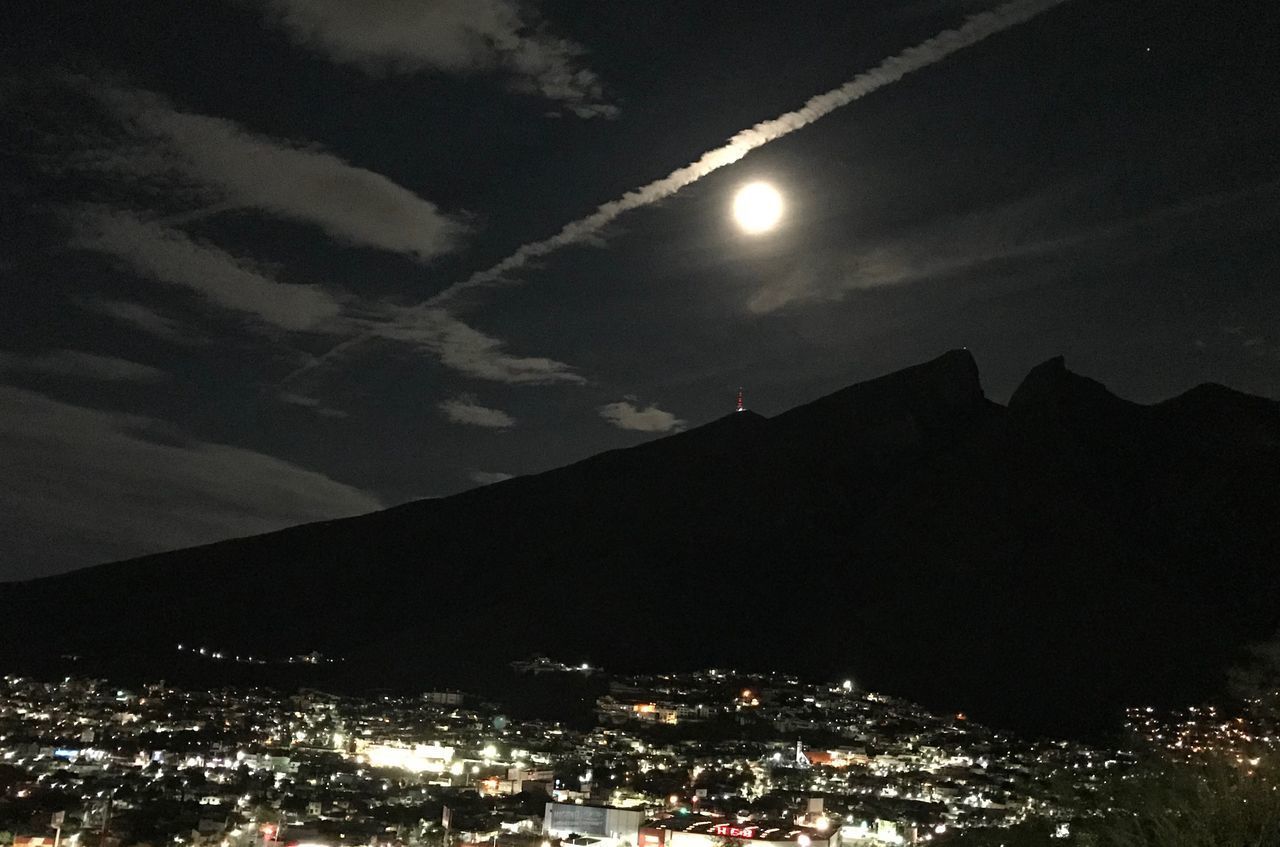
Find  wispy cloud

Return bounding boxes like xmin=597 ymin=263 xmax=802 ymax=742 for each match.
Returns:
xmin=278 ymin=392 xmax=348 ymax=418
xmin=468 ymin=469 xmax=515 ymax=485
xmin=746 ymin=179 xmax=1280 ymax=313
xmin=71 ymin=207 xmax=343 ymax=330
xmin=363 ymin=306 xmax=585 ymax=385
xmin=71 ymin=207 xmax=584 ymax=386
xmin=598 ymin=398 xmax=685 ymax=433
xmin=0 ymin=385 xmax=381 ymax=579
xmin=84 ymin=83 xmax=467 ymax=259
xmin=255 ymin=0 xmax=617 ymax=118
xmin=60 ymin=82 xmax=583 ymax=389
xmin=81 ymin=299 xmax=201 ymax=345
xmin=0 ymin=349 xmax=167 ymax=383
xmin=439 ymin=395 xmax=515 ymax=428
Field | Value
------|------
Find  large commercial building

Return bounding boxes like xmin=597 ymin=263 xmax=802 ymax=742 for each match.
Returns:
xmin=543 ymin=803 xmax=647 ymax=847
xmin=355 ymin=741 xmax=454 ymax=774
xmin=640 ymin=818 xmax=838 ymax=847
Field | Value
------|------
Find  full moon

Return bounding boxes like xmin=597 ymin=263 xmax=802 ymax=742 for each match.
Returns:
xmin=732 ymin=181 xmax=784 ymax=234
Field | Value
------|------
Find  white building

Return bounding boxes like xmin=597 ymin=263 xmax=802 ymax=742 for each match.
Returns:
xmin=640 ymin=818 xmax=837 ymax=847
xmin=544 ymin=803 xmax=646 ymax=847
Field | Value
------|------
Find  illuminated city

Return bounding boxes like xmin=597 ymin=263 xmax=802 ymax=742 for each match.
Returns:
xmin=7 ymin=664 xmax=1277 ymax=847
xmin=0 ymin=669 xmax=1099 ymax=847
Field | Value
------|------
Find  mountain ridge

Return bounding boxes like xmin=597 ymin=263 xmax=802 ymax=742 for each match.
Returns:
xmin=4 ymin=350 xmax=1279 ymax=737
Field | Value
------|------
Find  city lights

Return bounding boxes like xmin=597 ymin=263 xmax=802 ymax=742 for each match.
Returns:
xmin=1 ymin=670 xmax=1254 ymax=847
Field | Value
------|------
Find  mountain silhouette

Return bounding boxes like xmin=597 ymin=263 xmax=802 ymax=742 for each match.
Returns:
xmin=4 ymin=350 xmax=1278 ymax=737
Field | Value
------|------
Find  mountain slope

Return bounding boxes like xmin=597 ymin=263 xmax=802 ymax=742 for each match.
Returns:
xmin=3 ymin=350 xmax=1278 ymax=736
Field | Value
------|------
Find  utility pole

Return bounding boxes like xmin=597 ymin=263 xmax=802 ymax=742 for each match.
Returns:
xmin=101 ymin=790 xmax=115 ymax=842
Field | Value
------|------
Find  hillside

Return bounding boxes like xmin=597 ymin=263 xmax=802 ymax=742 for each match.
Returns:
xmin=4 ymin=349 xmax=1279 ymax=736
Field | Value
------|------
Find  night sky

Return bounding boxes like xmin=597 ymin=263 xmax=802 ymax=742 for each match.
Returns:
xmin=3 ymin=0 xmax=1278 ymax=580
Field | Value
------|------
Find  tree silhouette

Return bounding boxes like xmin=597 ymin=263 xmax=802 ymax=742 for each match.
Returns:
xmin=1228 ymin=630 xmax=1280 ymax=729
xmin=1078 ymin=756 xmax=1280 ymax=847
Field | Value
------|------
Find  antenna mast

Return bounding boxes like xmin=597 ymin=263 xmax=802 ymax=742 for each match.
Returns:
xmin=736 ymin=387 xmax=745 ymax=413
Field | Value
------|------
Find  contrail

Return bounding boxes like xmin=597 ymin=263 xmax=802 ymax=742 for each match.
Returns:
xmin=429 ymin=0 xmax=1067 ymax=307
xmin=282 ymin=0 xmax=1065 ymax=387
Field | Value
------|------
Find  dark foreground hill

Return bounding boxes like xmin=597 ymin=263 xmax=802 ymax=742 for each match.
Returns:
xmin=4 ymin=350 xmax=1279 ymax=736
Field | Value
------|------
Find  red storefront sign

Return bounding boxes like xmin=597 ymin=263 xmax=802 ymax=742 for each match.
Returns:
xmin=709 ymin=824 xmax=759 ymax=839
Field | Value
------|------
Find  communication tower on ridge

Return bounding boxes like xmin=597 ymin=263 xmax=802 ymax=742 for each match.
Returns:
xmin=736 ymin=387 xmax=745 ymax=413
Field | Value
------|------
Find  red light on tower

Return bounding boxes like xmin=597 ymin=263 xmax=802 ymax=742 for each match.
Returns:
xmin=736 ymin=387 xmax=745 ymax=413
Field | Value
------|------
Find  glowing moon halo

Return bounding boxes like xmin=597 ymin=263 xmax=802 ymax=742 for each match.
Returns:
xmin=732 ymin=181 xmax=784 ymax=234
